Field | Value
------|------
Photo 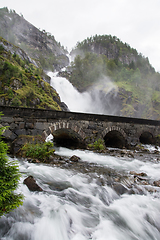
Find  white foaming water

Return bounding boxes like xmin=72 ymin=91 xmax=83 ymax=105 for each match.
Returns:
xmin=1 ymin=151 xmax=160 ymax=240
xmin=55 ymin=147 xmax=160 ymax=180
xmin=48 ymin=72 xmax=107 ymax=114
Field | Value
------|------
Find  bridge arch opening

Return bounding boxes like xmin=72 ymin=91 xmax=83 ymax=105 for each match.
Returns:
xmin=139 ymin=132 xmax=154 ymax=144
xmin=104 ymin=130 xmax=126 ymax=148
xmin=52 ymin=128 xmax=85 ymax=149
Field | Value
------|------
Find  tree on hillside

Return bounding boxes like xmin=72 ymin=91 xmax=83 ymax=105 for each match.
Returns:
xmin=0 ymin=116 xmax=23 ymax=216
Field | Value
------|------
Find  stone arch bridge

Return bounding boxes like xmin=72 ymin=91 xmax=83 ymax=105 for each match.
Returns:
xmin=0 ymin=106 xmax=160 ymax=149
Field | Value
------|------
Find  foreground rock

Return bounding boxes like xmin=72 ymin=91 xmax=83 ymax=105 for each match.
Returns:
xmin=23 ymin=176 xmax=43 ymax=192
xmin=153 ymin=180 xmax=160 ymax=187
xmin=69 ymin=155 xmax=80 ymax=162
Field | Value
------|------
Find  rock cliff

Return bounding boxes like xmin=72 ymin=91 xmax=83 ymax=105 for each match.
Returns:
xmin=0 ymin=7 xmax=69 ymax=71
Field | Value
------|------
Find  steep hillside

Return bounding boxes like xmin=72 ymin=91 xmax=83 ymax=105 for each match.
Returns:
xmin=63 ymin=35 xmax=160 ymax=120
xmin=0 ymin=36 xmax=68 ymax=110
xmin=0 ymin=7 xmax=69 ymax=71
xmin=71 ymin=35 xmax=155 ymax=73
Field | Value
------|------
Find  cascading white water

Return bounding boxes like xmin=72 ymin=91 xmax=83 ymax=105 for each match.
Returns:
xmin=1 ymin=148 xmax=160 ymax=240
xmin=48 ymin=72 xmax=115 ymax=114
xmin=49 ymin=72 xmax=93 ymax=113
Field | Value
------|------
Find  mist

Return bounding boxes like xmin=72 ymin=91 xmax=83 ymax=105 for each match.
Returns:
xmin=48 ymin=72 xmax=119 ymax=115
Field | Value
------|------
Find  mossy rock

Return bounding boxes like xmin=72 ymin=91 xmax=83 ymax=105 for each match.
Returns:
xmin=11 ymin=135 xmax=44 ymax=155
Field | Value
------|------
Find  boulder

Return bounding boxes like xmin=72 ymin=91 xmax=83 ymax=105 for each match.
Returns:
xmin=130 ymin=171 xmax=147 ymax=177
xmin=153 ymin=180 xmax=160 ymax=187
xmin=112 ymin=183 xmax=128 ymax=195
xmin=23 ymin=176 xmax=43 ymax=191
xmin=69 ymin=155 xmax=80 ymax=162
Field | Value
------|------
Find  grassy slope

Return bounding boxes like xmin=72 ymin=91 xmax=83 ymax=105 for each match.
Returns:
xmin=0 ymin=37 xmax=62 ymax=110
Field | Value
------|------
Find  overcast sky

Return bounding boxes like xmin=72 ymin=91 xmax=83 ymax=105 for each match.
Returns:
xmin=0 ymin=0 xmax=160 ymax=72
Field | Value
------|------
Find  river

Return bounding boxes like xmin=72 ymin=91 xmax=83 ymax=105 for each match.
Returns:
xmin=1 ymin=146 xmax=160 ymax=240
xmin=0 ymin=74 xmax=160 ymax=239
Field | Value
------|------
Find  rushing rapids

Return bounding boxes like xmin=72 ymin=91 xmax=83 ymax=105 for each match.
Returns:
xmin=1 ymin=145 xmax=160 ymax=240
xmin=1 ymin=72 xmax=160 ymax=239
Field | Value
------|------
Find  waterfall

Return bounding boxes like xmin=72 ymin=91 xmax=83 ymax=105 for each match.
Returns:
xmin=49 ymin=72 xmax=93 ymax=113
xmin=48 ymin=72 xmax=117 ymax=114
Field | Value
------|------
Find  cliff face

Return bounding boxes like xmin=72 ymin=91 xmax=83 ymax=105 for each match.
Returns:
xmin=0 ymin=36 xmax=68 ymax=111
xmin=0 ymin=7 xmax=69 ymax=71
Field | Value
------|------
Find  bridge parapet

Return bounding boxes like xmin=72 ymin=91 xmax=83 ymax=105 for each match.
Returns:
xmin=0 ymin=106 xmax=160 ymax=148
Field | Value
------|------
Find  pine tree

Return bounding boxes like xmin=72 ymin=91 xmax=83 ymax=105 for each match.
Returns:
xmin=0 ymin=115 xmax=23 ymax=216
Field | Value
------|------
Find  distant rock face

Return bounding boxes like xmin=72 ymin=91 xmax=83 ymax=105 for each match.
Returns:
xmin=0 ymin=36 xmax=36 ymax=66
xmin=0 ymin=7 xmax=69 ymax=70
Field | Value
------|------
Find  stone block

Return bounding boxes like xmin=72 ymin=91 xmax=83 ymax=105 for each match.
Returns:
xmin=1 ymin=117 xmax=14 ymax=123
xmin=19 ymin=122 xmax=25 ymax=129
xmin=35 ymin=122 xmax=49 ymax=130
xmin=14 ymin=118 xmax=24 ymax=122
xmin=15 ymin=129 xmax=27 ymax=136
xmin=2 ymin=129 xmax=17 ymax=141
xmin=29 ymin=129 xmax=43 ymax=136
xmin=26 ymin=122 xmax=34 ymax=129
xmin=10 ymin=122 xmax=18 ymax=130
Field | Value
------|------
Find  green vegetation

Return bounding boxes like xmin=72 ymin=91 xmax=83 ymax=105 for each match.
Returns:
xmin=74 ymin=35 xmax=155 ymax=73
xmin=68 ymin=34 xmax=160 ymax=119
xmin=0 ymin=37 xmax=62 ymax=110
xmin=22 ymin=141 xmax=55 ymax=161
xmin=69 ymin=53 xmax=106 ymax=91
xmin=0 ymin=115 xmax=23 ymax=216
xmin=88 ymin=138 xmax=106 ymax=151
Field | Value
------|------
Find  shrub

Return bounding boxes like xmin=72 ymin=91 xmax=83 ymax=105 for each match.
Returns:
xmin=88 ymin=138 xmax=105 ymax=151
xmin=0 ymin=45 xmax=4 ymax=53
xmin=22 ymin=141 xmax=55 ymax=161
xmin=11 ymin=97 xmax=21 ymax=107
xmin=0 ymin=116 xmax=23 ymax=216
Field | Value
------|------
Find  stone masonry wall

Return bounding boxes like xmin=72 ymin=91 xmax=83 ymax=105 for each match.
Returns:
xmin=0 ymin=106 xmax=160 ymax=147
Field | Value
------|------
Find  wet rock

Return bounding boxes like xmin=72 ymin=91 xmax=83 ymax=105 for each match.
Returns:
xmin=120 ymin=150 xmax=126 ymax=156
xmin=154 ymin=150 xmax=159 ymax=154
xmin=48 ymin=155 xmax=56 ymax=162
xmin=147 ymin=187 xmax=157 ymax=193
xmin=133 ymin=177 xmax=149 ymax=185
xmin=48 ymin=181 xmax=72 ymax=191
xmin=128 ymin=189 xmax=136 ymax=195
xmin=69 ymin=155 xmax=80 ymax=162
xmin=112 ymin=183 xmax=128 ymax=195
xmin=127 ymin=152 xmax=134 ymax=158
xmin=130 ymin=171 xmax=147 ymax=177
xmin=23 ymin=176 xmax=43 ymax=192
xmin=96 ymin=178 xmax=105 ymax=186
xmin=153 ymin=180 xmax=160 ymax=187
xmin=27 ymin=158 xmax=40 ymax=163
xmin=33 ymin=159 xmax=40 ymax=163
